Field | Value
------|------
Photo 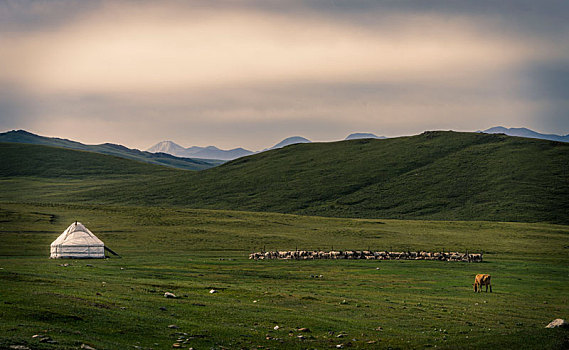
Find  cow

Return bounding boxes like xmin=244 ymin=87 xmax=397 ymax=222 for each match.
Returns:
xmin=473 ymin=274 xmax=492 ymax=292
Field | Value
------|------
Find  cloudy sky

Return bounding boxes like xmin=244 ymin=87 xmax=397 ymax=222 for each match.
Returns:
xmin=1 ymin=0 xmax=568 ymax=150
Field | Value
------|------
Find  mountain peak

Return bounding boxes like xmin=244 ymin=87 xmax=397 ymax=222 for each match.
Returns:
xmin=482 ymin=126 xmax=568 ymax=143
xmin=483 ymin=126 xmax=508 ymax=133
xmin=152 ymin=140 xmax=181 ymax=147
xmin=269 ymin=136 xmax=311 ymax=150
xmin=1 ymin=129 xmax=41 ymax=139
xmin=345 ymin=132 xmax=385 ymax=140
xmin=146 ymin=141 xmax=254 ymax=160
xmin=8 ymin=129 xmax=35 ymax=135
xmin=147 ymin=141 xmax=187 ymax=157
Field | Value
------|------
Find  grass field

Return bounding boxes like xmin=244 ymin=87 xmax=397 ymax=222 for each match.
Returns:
xmin=3 ymin=131 xmax=569 ymax=224
xmin=1 ymin=203 xmax=568 ymax=349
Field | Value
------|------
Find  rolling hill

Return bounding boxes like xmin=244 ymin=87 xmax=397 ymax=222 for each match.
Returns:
xmin=2 ymin=131 xmax=568 ymax=223
xmin=0 ymin=130 xmax=223 ymax=170
xmin=0 ymin=142 xmax=176 ymax=179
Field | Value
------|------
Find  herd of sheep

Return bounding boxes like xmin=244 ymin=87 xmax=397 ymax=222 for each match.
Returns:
xmin=249 ymin=250 xmax=483 ymax=262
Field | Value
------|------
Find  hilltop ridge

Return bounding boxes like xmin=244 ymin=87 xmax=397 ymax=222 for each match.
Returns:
xmin=2 ymin=131 xmax=568 ymax=224
xmin=0 ymin=130 xmax=222 ymax=170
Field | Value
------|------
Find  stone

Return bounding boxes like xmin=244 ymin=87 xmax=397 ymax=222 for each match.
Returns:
xmin=9 ymin=346 xmax=31 ymax=350
xmin=164 ymin=292 xmax=177 ymax=298
xmin=273 ymin=325 xmax=279 ymax=330
xmin=168 ymin=324 xmax=179 ymax=329
xmin=209 ymin=289 xmax=217 ymax=294
xmin=172 ymin=343 xmax=182 ymax=348
xmin=546 ymin=319 xmax=568 ymax=328
xmin=297 ymin=327 xmax=311 ymax=332
xmin=81 ymin=344 xmax=97 ymax=350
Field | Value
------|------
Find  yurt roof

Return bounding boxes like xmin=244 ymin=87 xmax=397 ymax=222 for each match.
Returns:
xmin=51 ymin=222 xmax=104 ymax=247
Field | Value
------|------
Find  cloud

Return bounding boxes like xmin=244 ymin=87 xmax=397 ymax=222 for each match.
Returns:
xmin=1 ymin=0 xmax=568 ymax=149
xmin=1 ymin=2 xmax=540 ymax=95
xmin=0 ymin=79 xmax=545 ymax=150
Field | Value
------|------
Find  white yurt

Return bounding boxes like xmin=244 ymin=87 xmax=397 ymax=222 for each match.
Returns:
xmin=50 ymin=222 xmax=105 ymax=259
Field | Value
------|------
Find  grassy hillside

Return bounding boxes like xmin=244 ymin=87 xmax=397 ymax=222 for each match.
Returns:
xmin=2 ymin=131 xmax=569 ymax=223
xmin=0 ymin=142 xmax=178 ymax=179
xmin=0 ymin=130 xmax=223 ymax=170
xmin=85 ymin=131 xmax=569 ymax=224
xmin=2 ymin=136 xmax=569 ymax=348
xmin=1 ymin=203 xmax=568 ymax=349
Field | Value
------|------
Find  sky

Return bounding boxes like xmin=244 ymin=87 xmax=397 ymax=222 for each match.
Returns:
xmin=1 ymin=0 xmax=568 ymax=151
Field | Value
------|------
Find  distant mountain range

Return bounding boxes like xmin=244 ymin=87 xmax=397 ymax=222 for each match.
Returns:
xmin=480 ymin=127 xmax=569 ymax=143
xmin=0 ymin=130 xmax=223 ymax=171
xmin=148 ymin=141 xmax=254 ymax=161
xmin=148 ymin=133 xmax=387 ymax=159
xmin=3 ymin=127 xmax=566 ymax=168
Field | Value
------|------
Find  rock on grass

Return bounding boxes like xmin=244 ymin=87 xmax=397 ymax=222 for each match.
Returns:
xmin=546 ymin=319 xmax=568 ymax=328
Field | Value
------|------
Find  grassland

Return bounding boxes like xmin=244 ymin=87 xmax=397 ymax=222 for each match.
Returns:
xmin=3 ymin=130 xmax=569 ymax=224
xmin=1 ymin=203 xmax=568 ymax=349
xmin=0 ymin=130 xmax=223 ymax=170
xmin=1 ymin=131 xmax=568 ymax=348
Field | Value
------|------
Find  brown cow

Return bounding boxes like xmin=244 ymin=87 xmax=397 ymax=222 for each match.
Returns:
xmin=473 ymin=274 xmax=492 ymax=292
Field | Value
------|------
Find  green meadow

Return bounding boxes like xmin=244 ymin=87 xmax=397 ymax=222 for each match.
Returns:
xmin=1 ymin=133 xmax=569 ymax=349
xmin=3 ymin=130 xmax=569 ymax=225
xmin=1 ymin=203 xmax=568 ymax=349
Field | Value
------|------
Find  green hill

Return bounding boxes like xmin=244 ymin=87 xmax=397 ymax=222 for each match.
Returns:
xmin=2 ymin=131 xmax=568 ymax=223
xmin=0 ymin=142 xmax=177 ymax=178
xmin=0 ymin=130 xmax=223 ymax=170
